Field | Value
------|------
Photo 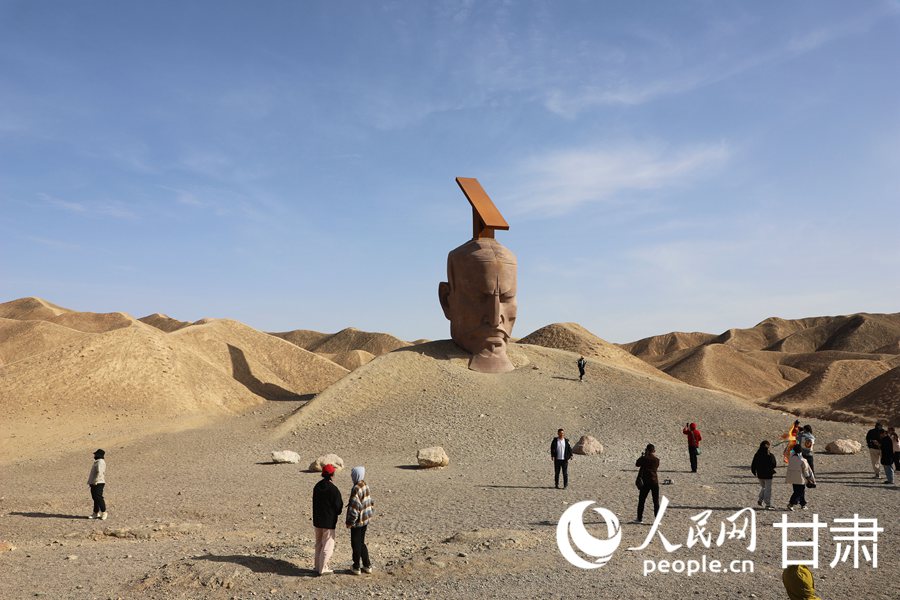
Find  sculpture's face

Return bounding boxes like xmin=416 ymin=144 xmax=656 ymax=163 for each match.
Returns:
xmin=439 ymin=239 xmax=517 ymax=373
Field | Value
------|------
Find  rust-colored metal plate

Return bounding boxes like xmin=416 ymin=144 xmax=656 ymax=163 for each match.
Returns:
xmin=455 ymin=177 xmax=509 ymax=239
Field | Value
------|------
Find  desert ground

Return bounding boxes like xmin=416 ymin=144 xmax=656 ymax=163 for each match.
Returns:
xmin=1 ymin=298 xmax=898 ymax=599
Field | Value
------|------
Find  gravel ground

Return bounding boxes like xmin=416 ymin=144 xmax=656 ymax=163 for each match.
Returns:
xmin=1 ymin=343 xmax=896 ymax=599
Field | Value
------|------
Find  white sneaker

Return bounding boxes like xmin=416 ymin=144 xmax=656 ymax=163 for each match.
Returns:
xmin=89 ymin=512 xmax=99 ymax=519
xmin=100 ymin=512 xmax=108 ymax=520
xmin=319 ymin=568 xmax=334 ymax=576
xmin=788 ymin=504 xmax=796 ymax=511
xmin=801 ymin=505 xmax=809 ymax=511
xmin=362 ymin=566 xmax=373 ymax=574
xmin=630 ymin=519 xmax=643 ymax=524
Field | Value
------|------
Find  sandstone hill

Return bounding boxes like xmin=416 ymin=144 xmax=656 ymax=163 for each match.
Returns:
xmin=622 ymin=312 xmax=900 ymax=424
xmin=0 ymin=298 xmax=348 ymax=463
xmin=271 ymin=326 xmax=410 ymax=362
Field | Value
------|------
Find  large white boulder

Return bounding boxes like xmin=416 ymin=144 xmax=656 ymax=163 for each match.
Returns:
xmin=824 ymin=439 xmax=863 ymax=455
xmin=309 ymin=453 xmax=344 ymax=472
xmin=573 ymin=435 xmax=603 ymax=456
xmin=271 ymin=450 xmax=301 ymax=464
xmin=417 ymin=446 xmax=449 ymax=468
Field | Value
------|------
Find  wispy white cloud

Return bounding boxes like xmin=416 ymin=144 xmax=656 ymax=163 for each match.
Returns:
xmin=507 ymin=141 xmax=731 ymax=216
xmin=544 ymin=4 xmax=900 ymax=117
xmin=40 ymin=193 xmax=137 ymax=220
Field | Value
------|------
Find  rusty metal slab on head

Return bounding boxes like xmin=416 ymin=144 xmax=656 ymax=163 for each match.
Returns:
xmin=455 ymin=177 xmax=509 ymax=239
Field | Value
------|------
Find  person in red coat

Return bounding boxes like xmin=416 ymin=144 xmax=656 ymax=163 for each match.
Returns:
xmin=683 ymin=422 xmax=702 ymax=473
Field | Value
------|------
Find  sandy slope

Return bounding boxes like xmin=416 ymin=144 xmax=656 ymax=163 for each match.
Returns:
xmin=138 ymin=313 xmax=194 ymax=333
xmin=518 ymin=323 xmax=677 ymax=382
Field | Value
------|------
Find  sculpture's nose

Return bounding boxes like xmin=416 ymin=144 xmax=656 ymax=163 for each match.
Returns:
xmin=488 ymin=277 xmax=502 ymax=327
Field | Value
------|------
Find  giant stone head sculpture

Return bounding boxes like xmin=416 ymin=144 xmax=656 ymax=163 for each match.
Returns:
xmin=438 ymin=178 xmax=518 ymax=373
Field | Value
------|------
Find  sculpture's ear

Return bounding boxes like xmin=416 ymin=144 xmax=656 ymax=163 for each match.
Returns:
xmin=438 ymin=281 xmax=452 ymax=320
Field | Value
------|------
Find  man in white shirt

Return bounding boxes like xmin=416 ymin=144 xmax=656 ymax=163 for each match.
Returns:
xmin=550 ymin=429 xmax=573 ymax=489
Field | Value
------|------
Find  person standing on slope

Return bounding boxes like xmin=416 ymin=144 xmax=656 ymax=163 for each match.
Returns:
xmin=550 ymin=428 xmax=573 ymax=489
xmin=345 ymin=466 xmax=375 ymax=575
xmin=632 ymin=444 xmax=660 ymax=524
xmin=87 ymin=449 xmax=108 ymax=520
xmin=682 ymin=422 xmax=702 ymax=473
xmin=786 ymin=445 xmax=815 ymax=511
xmin=797 ymin=425 xmax=816 ymax=475
xmin=751 ymin=440 xmax=777 ymax=510
xmin=889 ymin=427 xmax=900 ymax=472
xmin=879 ymin=428 xmax=895 ymax=485
xmin=312 ymin=463 xmax=343 ymax=575
xmin=866 ymin=422 xmax=885 ymax=478
xmin=577 ymin=356 xmax=586 ymax=382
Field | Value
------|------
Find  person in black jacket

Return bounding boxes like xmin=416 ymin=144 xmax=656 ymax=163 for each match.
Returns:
xmin=550 ymin=429 xmax=573 ymax=489
xmin=879 ymin=429 xmax=895 ymax=485
xmin=577 ymin=356 xmax=586 ymax=382
xmin=312 ymin=463 xmax=343 ymax=575
xmin=751 ymin=440 xmax=777 ymax=509
xmin=632 ymin=444 xmax=660 ymax=524
xmin=866 ymin=422 xmax=884 ymax=478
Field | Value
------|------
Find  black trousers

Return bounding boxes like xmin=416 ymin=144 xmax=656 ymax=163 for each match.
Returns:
xmin=90 ymin=483 xmax=106 ymax=513
xmin=554 ymin=459 xmax=569 ymax=487
xmin=789 ymin=484 xmax=807 ymax=507
xmin=688 ymin=447 xmax=698 ymax=472
xmin=637 ymin=483 xmax=660 ymax=521
xmin=578 ymin=367 xmax=585 ymax=381
xmin=804 ymin=453 xmax=815 ymax=474
xmin=350 ymin=525 xmax=370 ymax=569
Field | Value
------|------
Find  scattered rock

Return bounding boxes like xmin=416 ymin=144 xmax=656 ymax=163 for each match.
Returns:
xmin=825 ymin=439 xmax=863 ymax=454
xmin=417 ymin=447 xmax=449 ymax=468
xmin=0 ymin=541 xmax=15 ymax=552
xmin=309 ymin=453 xmax=344 ymax=472
xmin=271 ymin=450 xmax=301 ymax=464
xmin=66 ymin=555 xmax=77 ymax=560
xmin=573 ymin=435 xmax=603 ymax=455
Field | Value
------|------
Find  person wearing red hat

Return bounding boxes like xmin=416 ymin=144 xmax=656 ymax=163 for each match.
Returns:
xmin=312 ymin=463 xmax=343 ymax=575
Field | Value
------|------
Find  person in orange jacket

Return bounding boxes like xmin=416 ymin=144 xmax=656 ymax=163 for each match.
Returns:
xmin=682 ymin=422 xmax=702 ymax=473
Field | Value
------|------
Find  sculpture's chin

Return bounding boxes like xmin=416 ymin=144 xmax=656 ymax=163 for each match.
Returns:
xmin=468 ymin=348 xmax=514 ymax=374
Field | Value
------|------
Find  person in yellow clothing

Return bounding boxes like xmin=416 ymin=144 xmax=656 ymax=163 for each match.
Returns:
xmin=782 ymin=565 xmax=821 ymax=600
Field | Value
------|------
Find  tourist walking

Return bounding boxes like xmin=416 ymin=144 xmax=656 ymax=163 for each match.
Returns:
xmin=786 ymin=446 xmax=815 ymax=511
xmin=879 ymin=428 xmax=895 ymax=485
xmin=632 ymin=444 xmax=660 ymax=524
xmin=87 ymin=449 xmax=108 ymax=520
xmin=682 ymin=422 xmax=702 ymax=473
xmin=797 ymin=425 xmax=816 ymax=474
xmin=577 ymin=356 xmax=586 ymax=382
xmin=751 ymin=440 xmax=777 ymax=510
xmin=550 ymin=428 xmax=573 ymax=489
xmin=889 ymin=427 xmax=900 ymax=471
xmin=345 ymin=466 xmax=375 ymax=575
xmin=312 ymin=463 xmax=343 ymax=575
xmin=866 ymin=422 xmax=885 ymax=478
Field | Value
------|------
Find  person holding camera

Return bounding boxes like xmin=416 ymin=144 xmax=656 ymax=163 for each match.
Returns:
xmin=632 ymin=444 xmax=660 ymax=524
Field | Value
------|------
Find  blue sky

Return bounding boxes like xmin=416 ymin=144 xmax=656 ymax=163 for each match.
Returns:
xmin=2 ymin=1 xmax=899 ymax=343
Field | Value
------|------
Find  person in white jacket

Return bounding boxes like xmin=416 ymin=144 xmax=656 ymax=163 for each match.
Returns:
xmin=785 ymin=445 xmax=815 ymax=511
xmin=87 ymin=449 xmax=107 ymax=520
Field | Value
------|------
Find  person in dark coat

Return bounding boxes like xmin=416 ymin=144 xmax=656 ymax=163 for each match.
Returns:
xmin=751 ymin=440 xmax=777 ymax=509
xmin=577 ymin=356 xmax=586 ymax=382
xmin=866 ymin=422 xmax=885 ymax=478
xmin=550 ymin=428 xmax=573 ymax=489
xmin=879 ymin=429 xmax=895 ymax=485
xmin=312 ymin=463 xmax=343 ymax=575
xmin=632 ymin=444 xmax=660 ymax=524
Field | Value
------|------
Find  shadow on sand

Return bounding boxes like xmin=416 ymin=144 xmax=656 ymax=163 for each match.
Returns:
xmin=9 ymin=512 xmax=89 ymax=520
xmin=195 ymin=555 xmax=316 ymax=577
xmin=228 ymin=344 xmax=310 ymax=401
